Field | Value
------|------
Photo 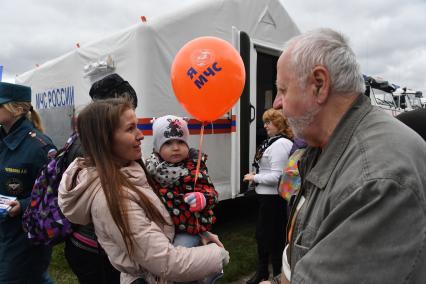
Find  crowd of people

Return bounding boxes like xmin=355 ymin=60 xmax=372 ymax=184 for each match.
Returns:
xmin=1 ymin=27 xmax=426 ymax=284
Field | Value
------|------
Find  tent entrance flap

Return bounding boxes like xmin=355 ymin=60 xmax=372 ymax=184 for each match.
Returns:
xmin=239 ymin=31 xmax=251 ymax=194
xmin=255 ymin=50 xmax=279 ymax=148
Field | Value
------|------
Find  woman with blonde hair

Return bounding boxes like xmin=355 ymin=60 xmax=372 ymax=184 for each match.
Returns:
xmin=0 ymin=82 xmax=56 ymax=283
xmin=59 ymin=98 xmax=228 ymax=284
xmin=243 ymin=108 xmax=293 ymax=284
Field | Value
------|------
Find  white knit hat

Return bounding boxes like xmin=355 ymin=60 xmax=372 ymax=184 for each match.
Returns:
xmin=153 ymin=115 xmax=189 ymax=152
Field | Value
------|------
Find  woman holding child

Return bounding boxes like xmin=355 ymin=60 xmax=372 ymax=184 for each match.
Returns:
xmin=59 ymin=98 xmax=228 ymax=284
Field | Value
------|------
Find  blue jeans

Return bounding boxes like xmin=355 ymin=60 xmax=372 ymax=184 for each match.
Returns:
xmin=173 ymin=233 xmax=223 ymax=284
xmin=42 ymin=271 xmax=55 ymax=284
xmin=173 ymin=233 xmax=200 ymax=248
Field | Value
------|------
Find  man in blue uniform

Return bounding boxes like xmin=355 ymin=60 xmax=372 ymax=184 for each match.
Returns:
xmin=0 ymin=82 xmax=56 ymax=283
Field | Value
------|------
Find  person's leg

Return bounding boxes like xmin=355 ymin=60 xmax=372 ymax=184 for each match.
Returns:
xmin=173 ymin=233 xmax=200 ymax=284
xmin=41 ymin=271 xmax=55 ymax=284
xmin=198 ymin=270 xmax=224 ymax=284
xmin=173 ymin=233 xmax=201 ymax=248
xmin=64 ymin=240 xmax=105 ymax=284
xmin=28 ymin=245 xmax=53 ymax=284
xmin=255 ymin=240 xmax=270 ymax=276
xmin=101 ymin=252 xmax=121 ymax=284
xmin=270 ymin=196 xmax=287 ymax=276
xmin=247 ymin=195 xmax=271 ymax=284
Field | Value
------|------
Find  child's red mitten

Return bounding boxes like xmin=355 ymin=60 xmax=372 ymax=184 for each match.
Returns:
xmin=184 ymin=192 xmax=206 ymax=212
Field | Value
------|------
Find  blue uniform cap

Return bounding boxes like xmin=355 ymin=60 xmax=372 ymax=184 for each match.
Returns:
xmin=0 ymin=82 xmax=31 ymax=105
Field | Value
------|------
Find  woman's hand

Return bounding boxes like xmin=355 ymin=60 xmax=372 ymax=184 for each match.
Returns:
xmin=200 ymin=231 xmax=224 ymax=247
xmin=243 ymin=172 xmax=256 ymax=182
xmin=219 ymin=247 xmax=230 ymax=267
xmin=7 ymin=200 xmax=21 ymax=218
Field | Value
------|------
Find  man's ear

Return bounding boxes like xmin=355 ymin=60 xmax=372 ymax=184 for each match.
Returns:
xmin=311 ymin=66 xmax=330 ymax=104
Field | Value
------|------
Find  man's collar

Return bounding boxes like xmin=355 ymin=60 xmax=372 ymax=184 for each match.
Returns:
xmin=306 ymin=94 xmax=372 ymax=189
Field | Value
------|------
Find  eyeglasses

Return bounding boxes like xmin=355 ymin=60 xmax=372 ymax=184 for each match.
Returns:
xmin=264 ymin=120 xmax=272 ymax=125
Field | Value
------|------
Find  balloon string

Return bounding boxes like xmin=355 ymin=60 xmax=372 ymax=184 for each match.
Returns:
xmin=194 ymin=122 xmax=205 ymax=187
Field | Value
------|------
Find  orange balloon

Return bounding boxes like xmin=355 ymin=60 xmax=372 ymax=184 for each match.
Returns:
xmin=171 ymin=36 xmax=245 ymax=122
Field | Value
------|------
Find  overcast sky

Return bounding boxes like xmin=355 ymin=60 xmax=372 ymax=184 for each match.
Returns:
xmin=1 ymin=0 xmax=425 ymax=92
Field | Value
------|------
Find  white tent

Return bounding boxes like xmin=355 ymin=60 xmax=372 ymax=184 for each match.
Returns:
xmin=17 ymin=0 xmax=299 ymax=199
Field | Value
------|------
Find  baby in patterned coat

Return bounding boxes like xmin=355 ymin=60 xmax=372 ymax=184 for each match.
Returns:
xmin=145 ymin=115 xmax=220 ymax=250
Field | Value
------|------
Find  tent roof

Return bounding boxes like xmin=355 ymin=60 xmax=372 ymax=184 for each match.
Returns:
xmin=18 ymin=0 xmax=299 ymax=81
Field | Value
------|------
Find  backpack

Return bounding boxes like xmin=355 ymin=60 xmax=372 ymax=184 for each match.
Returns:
xmin=22 ymin=132 xmax=78 ymax=246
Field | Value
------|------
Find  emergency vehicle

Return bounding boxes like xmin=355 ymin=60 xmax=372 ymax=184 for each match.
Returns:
xmin=364 ymin=75 xmax=423 ymax=116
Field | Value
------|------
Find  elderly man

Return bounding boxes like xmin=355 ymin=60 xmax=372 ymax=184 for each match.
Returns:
xmin=271 ymin=28 xmax=426 ymax=283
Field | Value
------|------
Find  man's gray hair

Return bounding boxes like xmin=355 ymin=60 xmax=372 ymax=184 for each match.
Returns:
xmin=283 ymin=28 xmax=365 ymax=95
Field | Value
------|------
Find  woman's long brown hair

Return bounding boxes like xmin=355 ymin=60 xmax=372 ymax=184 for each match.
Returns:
xmin=77 ymin=98 xmax=168 ymax=257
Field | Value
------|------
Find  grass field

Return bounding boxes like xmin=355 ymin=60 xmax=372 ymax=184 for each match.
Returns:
xmin=213 ymin=195 xmax=258 ymax=283
xmin=48 ymin=195 xmax=259 ymax=283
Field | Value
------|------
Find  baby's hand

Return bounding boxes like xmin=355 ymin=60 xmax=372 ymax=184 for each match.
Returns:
xmin=200 ymin=231 xmax=224 ymax=248
xmin=183 ymin=192 xmax=206 ymax=212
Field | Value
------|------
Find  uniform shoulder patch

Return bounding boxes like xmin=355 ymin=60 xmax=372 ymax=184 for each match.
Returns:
xmin=28 ymin=131 xmax=48 ymax=146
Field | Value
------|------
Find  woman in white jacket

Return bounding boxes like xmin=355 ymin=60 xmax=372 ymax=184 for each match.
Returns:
xmin=243 ymin=108 xmax=293 ymax=284
xmin=58 ymin=98 xmax=228 ymax=284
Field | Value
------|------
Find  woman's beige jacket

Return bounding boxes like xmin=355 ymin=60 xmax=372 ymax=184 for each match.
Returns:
xmin=59 ymin=159 xmax=223 ymax=284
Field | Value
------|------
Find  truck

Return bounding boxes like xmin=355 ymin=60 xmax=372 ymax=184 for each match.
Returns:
xmin=393 ymin=87 xmax=423 ymax=110
xmin=364 ymin=75 xmax=423 ymax=116
xmin=364 ymin=75 xmax=403 ymax=116
xmin=16 ymin=0 xmax=300 ymax=200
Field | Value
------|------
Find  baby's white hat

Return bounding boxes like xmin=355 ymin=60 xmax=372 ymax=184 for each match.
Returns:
xmin=152 ymin=115 xmax=189 ymax=152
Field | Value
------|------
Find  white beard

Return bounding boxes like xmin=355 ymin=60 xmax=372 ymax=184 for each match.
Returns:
xmin=287 ymin=104 xmax=321 ymax=139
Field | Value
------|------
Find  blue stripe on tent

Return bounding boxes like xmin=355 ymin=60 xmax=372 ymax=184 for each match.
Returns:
xmin=138 ymin=122 xmax=234 ymax=131
xmin=188 ymin=123 xmax=233 ymax=130
xmin=137 ymin=124 xmax=152 ymax=130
